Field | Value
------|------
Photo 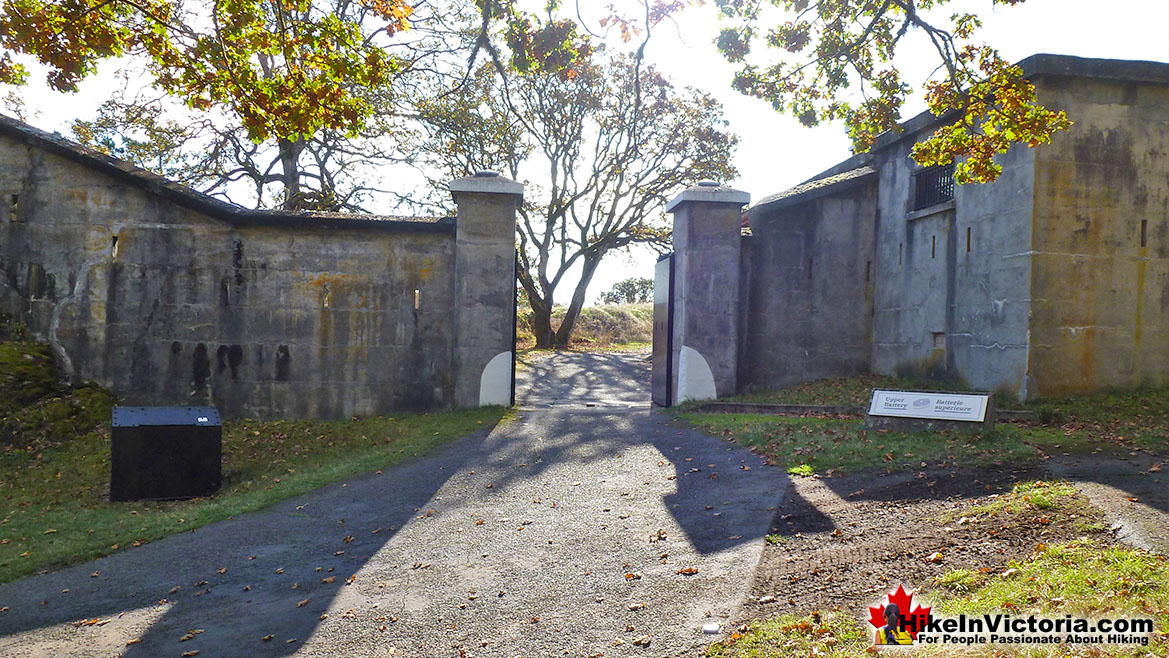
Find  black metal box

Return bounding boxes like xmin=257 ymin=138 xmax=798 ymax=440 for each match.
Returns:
xmin=110 ymin=406 xmax=222 ymax=501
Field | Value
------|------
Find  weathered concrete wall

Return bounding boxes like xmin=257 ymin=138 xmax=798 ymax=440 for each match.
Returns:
xmin=740 ymin=180 xmax=877 ymax=392
xmin=1028 ymin=74 xmax=1169 ymax=396
xmin=870 ymin=129 xmax=1036 ymax=396
xmin=0 ymin=122 xmax=517 ymax=419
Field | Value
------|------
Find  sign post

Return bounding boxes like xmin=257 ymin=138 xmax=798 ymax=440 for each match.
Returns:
xmin=865 ymin=390 xmax=996 ymax=432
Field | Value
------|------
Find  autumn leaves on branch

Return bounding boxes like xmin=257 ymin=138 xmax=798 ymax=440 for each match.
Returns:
xmin=0 ymin=0 xmax=1071 ymax=183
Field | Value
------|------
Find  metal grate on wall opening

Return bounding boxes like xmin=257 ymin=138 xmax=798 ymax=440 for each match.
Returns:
xmin=913 ymin=164 xmax=955 ymax=211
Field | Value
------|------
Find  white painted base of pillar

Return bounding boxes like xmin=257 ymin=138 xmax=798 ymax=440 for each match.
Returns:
xmin=479 ymin=351 xmax=513 ymax=406
xmin=677 ymin=346 xmax=717 ymax=402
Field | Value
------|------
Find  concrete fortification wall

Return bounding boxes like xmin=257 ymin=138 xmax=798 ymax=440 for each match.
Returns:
xmin=655 ymin=56 xmax=1169 ymax=406
xmin=870 ymin=133 xmax=1037 ymax=397
xmin=741 ymin=178 xmax=877 ymax=392
xmin=1028 ymin=71 xmax=1169 ymax=396
xmin=0 ymin=118 xmax=519 ymax=419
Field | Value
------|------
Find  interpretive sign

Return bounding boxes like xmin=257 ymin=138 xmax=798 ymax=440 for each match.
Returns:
xmin=868 ymin=390 xmax=989 ymax=423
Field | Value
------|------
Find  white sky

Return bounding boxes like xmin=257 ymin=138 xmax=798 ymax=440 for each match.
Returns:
xmin=10 ymin=0 xmax=1169 ymax=304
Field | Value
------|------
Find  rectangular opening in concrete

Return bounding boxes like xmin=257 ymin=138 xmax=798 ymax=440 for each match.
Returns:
xmin=110 ymin=235 xmax=119 ymax=260
xmin=899 ymin=243 xmax=903 ymax=268
xmin=7 ymin=194 xmax=16 ymax=220
xmin=1141 ymin=220 xmax=1148 ymax=247
xmin=912 ymin=164 xmax=955 ymax=210
xmin=932 ymin=332 xmax=946 ymax=349
xmin=866 ymin=260 xmax=872 ymax=282
xmin=931 ymin=235 xmax=936 ymax=259
xmin=966 ymin=226 xmax=971 ymax=253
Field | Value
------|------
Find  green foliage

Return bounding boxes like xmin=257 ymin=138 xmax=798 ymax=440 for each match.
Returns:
xmin=598 ymin=277 xmax=654 ymax=305
xmin=0 ymin=341 xmax=57 ymax=419
xmin=712 ymin=0 xmax=1071 ymax=183
xmin=0 ymin=0 xmax=412 ymax=143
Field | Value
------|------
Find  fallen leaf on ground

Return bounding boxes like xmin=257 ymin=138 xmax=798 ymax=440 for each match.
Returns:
xmin=632 ymin=635 xmax=651 ymax=646
xmin=262 ymin=635 xmax=274 ymax=641
xmin=321 ymin=576 xmax=336 ymax=584
xmin=925 ymin=551 xmax=944 ymax=563
xmin=297 ymin=599 xmax=310 ymax=608
xmin=676 ymin=567 xmax=698 ymax=575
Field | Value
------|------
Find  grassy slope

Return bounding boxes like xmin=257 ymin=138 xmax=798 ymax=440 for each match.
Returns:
xmin=0 ymin=339 xmax=506 ymax=585
xmin=516 ymin=303 xmax=653 ymax=350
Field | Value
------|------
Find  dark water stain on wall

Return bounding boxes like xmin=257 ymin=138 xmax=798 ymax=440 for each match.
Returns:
xmin=192 ymin=343 xmax=210 ymax=402
xmin=275 ymin=344 xmax=291 ymax=381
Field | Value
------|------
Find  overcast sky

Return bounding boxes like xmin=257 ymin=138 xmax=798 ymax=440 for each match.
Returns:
xmin=10 ymin=0 xmax=1169 ymax=304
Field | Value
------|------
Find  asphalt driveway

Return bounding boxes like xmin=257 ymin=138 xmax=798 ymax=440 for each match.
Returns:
xmin=0 ymin=352 xmax=785 ymax=657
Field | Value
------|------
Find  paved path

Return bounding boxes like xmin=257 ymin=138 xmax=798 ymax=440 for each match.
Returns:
xmin=0 ymin=352 xmax=785 ymax=658
xmin=1047 ymin=451 xmax=1169 ymax=555
xmin=516 ymin=350 xmax=651 ymax=409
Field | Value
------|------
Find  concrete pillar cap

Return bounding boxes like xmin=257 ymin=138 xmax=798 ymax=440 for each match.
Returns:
xmin=450 ymin=172 xmax=524 ymax=197
xmin=665 ymin=182 xmax=750 ymax=213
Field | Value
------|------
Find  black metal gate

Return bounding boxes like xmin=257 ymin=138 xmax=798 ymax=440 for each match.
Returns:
xmin=651 ymin=253 xmax=674 ymax=407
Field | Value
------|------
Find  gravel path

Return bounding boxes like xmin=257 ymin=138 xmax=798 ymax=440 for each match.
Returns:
xmin=0 ymin=352 xmax=785 ymax=658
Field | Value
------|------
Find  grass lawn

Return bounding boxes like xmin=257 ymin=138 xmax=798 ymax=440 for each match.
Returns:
xmin=678 ymin=377 xmax=1169 ymax=477
xmin=0 ymin=349 xmax=507 ymax=585
xmin=706 ymin=539 xmax=1169 ymax=657
xmin=677 ymin=413 xmax=1040 ymax=475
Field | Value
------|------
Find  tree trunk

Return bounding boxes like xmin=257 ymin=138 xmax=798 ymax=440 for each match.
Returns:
xmin=519 ymin=273 xmax=556 ymax=349
xmin=278 ymin=137 xmax=304 ymax=210
xmin=552 ymin=253 xmax=601 ymax=349
xmin=530 ymin=300 xmax=555 ymax=348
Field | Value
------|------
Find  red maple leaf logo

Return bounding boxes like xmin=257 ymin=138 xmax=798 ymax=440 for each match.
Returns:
xmin=867 ymin=584 xmax=932 ymax=640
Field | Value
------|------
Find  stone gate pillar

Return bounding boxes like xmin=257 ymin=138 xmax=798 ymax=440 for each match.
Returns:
xmin=666 ymin=181 xmax=749 ymax=402
xmin=450 ymin=171 xmax=523 ymax=407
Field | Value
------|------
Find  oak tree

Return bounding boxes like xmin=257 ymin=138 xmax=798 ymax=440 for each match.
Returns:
xmin=0 ymin=0 xmax=455 ymax=209
xmin=409 ymin=51 xmax=737 ymax=348
xmin=712 ymin=0 xmax=1071 ymax=182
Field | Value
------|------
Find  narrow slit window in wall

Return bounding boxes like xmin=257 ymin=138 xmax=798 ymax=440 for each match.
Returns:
xmin=8 ymin=194 xmax=17 ymax=220
xmin=414 ymin=289 xmax=421 ymax=310
xmin=110 ymin=235 xmax=119 ymax=260
xmin=966 ymin=227 xmax=971 ymax=253
xmin=865 ymin=260 xmax=872 ymax=282
xmin=898 ymin=243 xmax=903 ymax=267
xmin=931 ymin=235 xmax=936 ymax=259
xmin=1141 ymin=220 xmax=1148 ymax=248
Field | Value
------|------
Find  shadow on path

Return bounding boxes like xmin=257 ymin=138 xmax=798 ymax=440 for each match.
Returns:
xmin=0 ymin=355 xmax=787 ymax=658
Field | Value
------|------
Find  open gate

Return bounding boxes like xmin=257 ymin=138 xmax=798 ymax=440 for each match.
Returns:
xmin=651 ymin=253 xmax=674 ymax=407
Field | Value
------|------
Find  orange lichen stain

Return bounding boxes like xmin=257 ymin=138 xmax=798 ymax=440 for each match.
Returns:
xmin=308 ymin=273 xmax=363 ymax=289
xmin=418 ymin=259 xmax=433 ymax=282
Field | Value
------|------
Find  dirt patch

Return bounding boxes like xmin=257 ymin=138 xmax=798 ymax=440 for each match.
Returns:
xmin=738 ymin=467 xmax=1111 ymax=623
